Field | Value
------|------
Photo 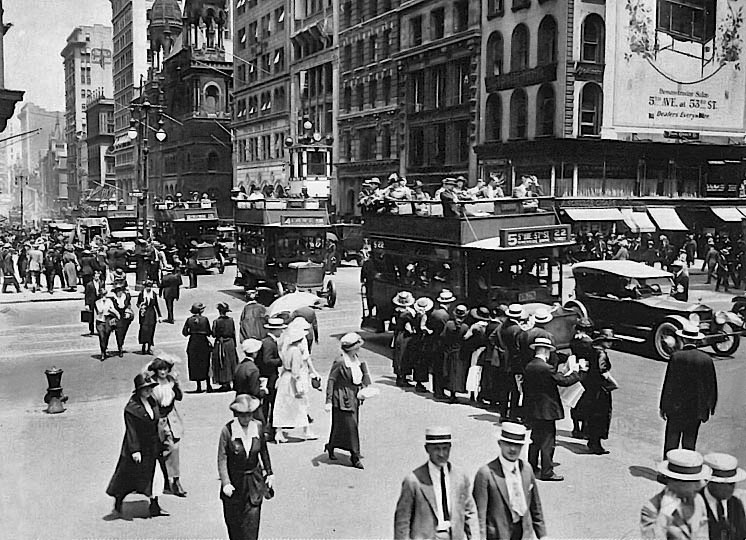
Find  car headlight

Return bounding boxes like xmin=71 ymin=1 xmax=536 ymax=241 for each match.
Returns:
xmin=714 ymin=311 xmax=727 ymax=325
xmin=689 ymin=313 xmax=701 ymax=326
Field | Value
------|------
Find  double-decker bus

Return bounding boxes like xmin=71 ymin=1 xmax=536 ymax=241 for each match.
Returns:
xmin=153 ymin=199 xmax=220 ymax=270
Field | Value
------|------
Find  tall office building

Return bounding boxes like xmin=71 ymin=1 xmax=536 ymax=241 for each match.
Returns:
xmin=61 ymin=24 xmax=113 ymax=206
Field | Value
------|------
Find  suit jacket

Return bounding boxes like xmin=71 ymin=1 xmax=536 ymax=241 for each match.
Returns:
xmin=702 ymin=488 xmax=746 ymax=540
xmin=257 ymin=335 xmax=282 ymax=389
xmin=472 ymin=458 xmax=546 ymax=540
xmin=234 ymin=358 xmax=263 ymax=399
xmin=159 ymin=272 xmax=181 ymax=301
xmin=440 ymin=190 xmax=463 ymax=218
xmin=523 ymin=357 xmax=581 ymax=421
xmin=672 ymin=271 xmax=690 ymax=302
xmin=660 ymin=346 xmax=717 ymax=422
xmin=27 ymin=248 xmax=44 ymax=271
xmin=84 ymin=278 xmax=105 ymax=306
xmin=641 ymin=488 xmax=709 ymax=539
xmin=394 ymin=462 xmax=479 ymax=540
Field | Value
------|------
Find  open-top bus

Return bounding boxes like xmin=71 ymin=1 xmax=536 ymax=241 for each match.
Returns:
xmin=152 ymin=200 xmax=220 ymax=269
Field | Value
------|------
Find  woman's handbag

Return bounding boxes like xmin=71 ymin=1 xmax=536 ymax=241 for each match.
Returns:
xmin=600 ymin=372 xmax=620 ymax=392
xmin=311 ymin=375 xmax=322 ymax=390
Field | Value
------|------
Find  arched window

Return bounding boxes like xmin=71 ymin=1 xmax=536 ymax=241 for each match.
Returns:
xmin=581 ymin=15 xmax=605 ymax=64
xmin=536 ymin=84 xmax=555 ymax=137
xmin=485 ymin=93 xmax=502 ymax=141
xmin=579 ymin=83 xmax=603 ymax=137
xmin=207 ymin=151 xmax=219 ymax=170
xmin=510 ymin=24 xmax=530 ymax=72
xmin=486 ymin=31 xmax=504 ymax=76
xmin=204 ymin=84 xmax=220 ymax=113
xmin=509 ymin=88 xmax=528 ymax=140
xmin=537 ymin=16 xmax=558 ymax=65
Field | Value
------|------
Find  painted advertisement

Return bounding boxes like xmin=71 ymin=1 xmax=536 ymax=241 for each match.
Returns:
xmin=614 ymin=0 xmax=746 ymax=132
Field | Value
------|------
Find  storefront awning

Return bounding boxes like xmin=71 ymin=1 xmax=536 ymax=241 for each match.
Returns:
xmin=711 ymin=207 xmax=744 ymax=223
xmin=738 ymin=208 xmax=746 ymax=217
xmin=647 ymin=207 xmax=688 ymax=231
xmin=563 ymin=208 xmax=624 ymax=222
xmin=620 ymin=209 xmax=656 ymax=233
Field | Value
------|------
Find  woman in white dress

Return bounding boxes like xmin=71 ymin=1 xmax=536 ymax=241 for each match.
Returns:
xmin=272 ymin=318 xmax=321 ymax=442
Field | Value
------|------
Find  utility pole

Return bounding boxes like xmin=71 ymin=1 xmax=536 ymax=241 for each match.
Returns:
xmin=15 ymin=173 xmax=26 ymax=228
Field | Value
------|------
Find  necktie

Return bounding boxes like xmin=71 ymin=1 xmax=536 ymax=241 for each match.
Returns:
xmin=440 ymin=467 xmax=450 ymax=522
xmin=718 ymin=500 xmax=727 ymax=535
xmin=508 ymin=464 xmax=528 ymax=519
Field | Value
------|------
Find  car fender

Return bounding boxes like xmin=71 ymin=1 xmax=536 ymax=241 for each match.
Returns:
xmin=662 ymin=315 xmax=689 ymax=329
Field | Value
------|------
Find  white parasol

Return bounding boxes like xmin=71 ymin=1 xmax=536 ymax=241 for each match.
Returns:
xmin=267 ymin=291 xmax=322 ymax=316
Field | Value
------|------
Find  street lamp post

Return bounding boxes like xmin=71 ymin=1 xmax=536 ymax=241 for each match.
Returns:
xmin=14 ymin=174 xmax=27 ymax=228
xmin=128 ymin=99 xmax=167 ymax=240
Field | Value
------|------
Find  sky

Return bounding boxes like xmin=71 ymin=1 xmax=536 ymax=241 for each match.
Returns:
xmin=4 ymin=0 xmax=113 ymax=113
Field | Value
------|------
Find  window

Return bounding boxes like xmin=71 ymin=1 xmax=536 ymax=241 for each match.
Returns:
xmin=581 ymin=15 xmax=605 ymax=64
xmin=411 ymin=16 xmax=423 ymax=46
xmin=536 ymin=84 xmax=555 ymax=137
xmin=382 ymin=124 xmax=391 ymax=159
xmin=357 ymin=84 xmax=365 ymax=110
xmin=343 ymin=44 xmax=352 ymax=71
xmin=248 ymin=22 xmax=258 ymax=44
xmin=412 ymin=71 xmax=425 ymax=110
xmin=431 ymin=8 xmax=445 ymax=40
xmin=488 ymin=0 xmax=504 ymax=16
xmin=485 ymin=93 xmax=502 ymax=141
xmin=580 ymin=83 xmax=603 ymax=137
xmin=453 ymin=120 xmax=469 ymax=163
xmin=455 ymin=58 xmax=470 ymax=105
xmin=537 ymin=16 xmax=557 ymax=65
xmin=510 ymin=24 xmax=530 ymax=71
xmin=342 ymin=2 xmax=352 ymax=28
xmin=261 ymin=15 xmax=271 ymax=39
xmin=432 ymin=123 xmax=446 ymax=164
xmin=369 ymin=35 xmax=377 ymax=62
xmin=274 ymin=48 xmax=285 ymax=72
xmin=343 ymin=130 xmax=352 ymax=160
xmin=409 ymin=127 xmax=424 ymax=166
xmin=382 ymin=30 xmax=391 ymax=58
xmin=274 ymin=87 xmax=286 ymax=110
xmin=359 ymin=127 xmax=377 ymax=160
xmin=275 ymin=7 xmax=285 ymax=31
xmin=356 ymin=40 xmax=365 ymax=66
xmin=487 ymin=32 xmax=504 ymax=76
xmin=344 ymin=86 xmax=352 ymax=112
xmin=430 ymin=65 xmax=446 ymax=109
xmin=238 ymin=28 xmax=246 ymax=49
xmin=383 ymin=75 xmax=392 ymax=104
xmin=370 ymin=79 xmax=378 ymax=107
xmin=509 ymin=88 xmax=528 ymax=139
xmin=454 ymin=1 xmax=469 ymax=32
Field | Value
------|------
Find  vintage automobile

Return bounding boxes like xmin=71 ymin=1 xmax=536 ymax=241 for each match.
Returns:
xmin=565 ymin=260 xmax=744 ymax=360
xmin=217 ymin=226 xmax=237 ymax=265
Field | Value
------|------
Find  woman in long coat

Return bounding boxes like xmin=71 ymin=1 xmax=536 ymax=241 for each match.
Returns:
xmin=272 ymin=319 xmax=321 ymax=442
xmin=62 ymin=245 xmax=79 ymax=291
xmin=410 ymin=298 xmax=433 ymax=393
xmin=569 ymin=317 xmax=595 ymax=439
xmin=324 ymin=333 xmax=371 ymax=469
xmin=577 ymin=328 xmax=617 ymax=455
xmin=137 ymin=280 xmax=161 ymax=355
xmin=212 ymin=302 xmax=239 ymax=392
xmin=218 ymin=395 xmax=273 ymax=540
xmin=443 ymin=304 xmax=469 ymax=403
xmin=106 ymin=373 xmax=167 ymax=517
xmin=391 ymin=291 xmax=415 ymax=387
xmin=149 ymin=357 xmax=186 ymax=498
xmin=182 ymin=302 xmax=213 ymax=393
xmin=112 ymin=285 xmax=133 ymax=357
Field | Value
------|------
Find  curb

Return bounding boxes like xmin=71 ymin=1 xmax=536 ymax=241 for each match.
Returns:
xmin=0 ymin=295 xmax=83 ymax=305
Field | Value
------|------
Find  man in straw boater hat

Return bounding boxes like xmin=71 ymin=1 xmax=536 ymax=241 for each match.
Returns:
xmin=428 ymin=290 xmax=457 ymax=399
xmin=473 ymin=422 xmax=547 ymax=540
xmin=701 ymin=453 xmax=746 ymax=538
xmin=523 ymin=336 xmax=586 ymax=482
xmin=394 ymin=427 xmax=479 ymax=540
xmin=257 ymin=317 xmax=287 ymax=442
xmin=641 ymin=449 xmax=711 ymax=538
xmin=659 ymin=323 xmax=718 ymax=459
xmin=498 ymin=304 xmax=528 ymax=421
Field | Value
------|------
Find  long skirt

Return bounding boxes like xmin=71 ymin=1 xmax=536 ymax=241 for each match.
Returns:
xmin=445 ymin=348 xmax=467 ymax=394
xmin=272 ymin=370 xmax=309 ymax=429
xmin=577 ymin=388 xmax=612 ymax=440
xmin=106 ymin=445 xmax=158 ymax=499
xmin=63 ymin=262 xmax=77 ymax=289
xmin=158 ymin=416 xmax=181 ymax=477
xmin=212 ymin=337 xmax=239 ymax=385
xmin=222 ymin=493 xmax=262 ymax=540
xmin=393 ymin=333 xmax=412 ymax=377
xmin=139 ymin=323 xmax=156 ymax=346
xmin=187 ymin=335 xmax=212 ymax=381
xmin=328 ymin=406 xmax=361 ymax=455
xmin=115 ymin=318 xmax=131 ymax=350
xmin=410 ymin=335 xmax=429 ymax=383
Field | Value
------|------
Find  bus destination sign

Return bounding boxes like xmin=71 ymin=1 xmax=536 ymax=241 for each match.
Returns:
xmin=501 ymin=225 xmax=570 ymax=248
xmin=185 ymin=212 xmax=216 ymax=221
xmin=280 ymin=216 xmax=326 ymax=226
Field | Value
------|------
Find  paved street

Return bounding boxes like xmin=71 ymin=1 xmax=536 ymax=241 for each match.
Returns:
xmin=1 ymin=264 xmax=745 ymax=539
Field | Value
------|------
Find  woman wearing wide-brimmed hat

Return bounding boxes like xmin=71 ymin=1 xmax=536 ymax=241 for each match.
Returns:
xmin=443 ymin=304 xmax=470 ymax=403
xmin=182 ymin=302 xmax=213 ymax=392
xmin=218 ymin=394 xmax=274 ymax=540
xmin=324 ymin=333 xmax=372 ymax=468
xmin=149 ymin=357 xmax=187 ymax=498
xmin=212 ymin=302 xmax=239 ymax=392
xmin=392 ymin=291 xmax=416 ymax=387
xmin=137 ymin=279 xmax=162 ymax=355
xmin=61 ymin=244 xmax=79 ymax=291
xmin=272 ymin=318 xmax=321 ymax=442
xmin=410 ymin=297 xmax=434 ymax=393
xmin=106 ymin=373 xmax=168 ymax=517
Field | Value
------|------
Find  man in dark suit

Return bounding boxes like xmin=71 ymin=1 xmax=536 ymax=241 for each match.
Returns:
xmin=670 ymin=260 xmax=689 ymax=302
xmin=498 ymin=304 xmax=527 ymax=420
xmin=660 ymin=325 xmax=718 ymax=459
xmin=702 ymin=453 xmax=746 ymax=540
xmin=473 ymin=422 xmax=547 ymax=540
xmin=428 ymin=289 xmax=456 ymax=399
xmin=256 ymin=318 xmax=286 ymax=441
xmin=84 ymin=269 xmax=105 ymax=335
xmin=439 ymin=178 xmax=463 ymax=218
xmin=394 ymin=427 xmax=479 ymax=540
xmin=159 ymin=264 xmax=181 ymax=323
xmin=234 ymin=338 xmax=267 ymax=425
xmin=523 ymin=336 xmax=584 ymax=481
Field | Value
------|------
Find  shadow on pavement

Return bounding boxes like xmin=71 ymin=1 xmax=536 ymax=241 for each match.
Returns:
xmin=469 ymin=413 xmax=501 ymax=424
xmin=556 ymin=438 xmax=593 ymax=455
xmin=217 ymin=289 xmax=247 ymax=301
xmin=629 ymin=465 xmax=660 ymax=483
xmin=102 ymin=500 xmax=151 ymax=521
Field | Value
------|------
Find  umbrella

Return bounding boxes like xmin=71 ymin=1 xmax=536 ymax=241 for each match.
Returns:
xmin=326 ymin=232 xmax=339 ymax=242
xmin=268 ymin=291 xmax=322 ymax=316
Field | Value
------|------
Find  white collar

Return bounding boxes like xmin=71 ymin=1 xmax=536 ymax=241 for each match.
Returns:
xmin=230 ymin=418 xmax=259 ymax=453
xmin=498 ymin=455 xmax=521 ymax=475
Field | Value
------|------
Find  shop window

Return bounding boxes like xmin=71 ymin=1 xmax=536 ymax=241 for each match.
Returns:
xmin=579 ymin=83 xmax=603 ymax=137
xmin=536 ymin=84 xmax=555 ymax=137
xmin=537 ymin=16 xmax=557 ymax=65
xmin=485 ymin=93 xmax=502 ymax=141
xmin=510 ymin=24 xmax=530 ymax=72
xmin=581 ymin=14 xmax=605 ymax=64
xmin=487 ymin=31 xmax=504 ymax=76
xmin=509 ymin=88 xmax=528 ymax=140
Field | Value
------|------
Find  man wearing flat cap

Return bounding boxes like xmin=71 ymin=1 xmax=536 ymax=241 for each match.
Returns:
xmin=473 ymin=423 xmax=547 ymax=540
xmin=440 ymin=178 xmax=464 ymax=219
xmin=395 ymin=427 xmax=479 ymax=540
xmin=701 ymin=453 xmax=746 ymax=539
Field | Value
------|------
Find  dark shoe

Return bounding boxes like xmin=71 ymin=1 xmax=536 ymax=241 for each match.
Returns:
xmin=141 ymin=346 xmax=147 ymax=355
xmin=171 ymin=479 xmax=187 ymax=498
xmin=118 ymin=350 xmax=123 ymax=358
xmin=588 ymin=442 xmax=610 ymax=455
xmin=205 ymin=385 xmax=215 ymax=393
xmin=149 ymin=497 xmax=168 ymax=517
xmin=146 ymin=348 xmax=152 ymax=355
xmin=163 ymin=480 xmax=173 ymax=495
xmin=113 ymin=496 xmax=124 ymax=514
xmin=539 ymin=473 xmax=564 ymax=482
xmin=571 ymin=430 xmax=585 ymax=439
xmin=351 ymin=457 xmax=364 ymax=469
xmin=100 ymin=353 xmax=107 ymax=361
xmin=324 ymin=444 xmax=337 ymax=460
xmin=448 ymin=394 xmax=458 ymax=404
xmin=415 ymin=383 xmax=428 ymax=393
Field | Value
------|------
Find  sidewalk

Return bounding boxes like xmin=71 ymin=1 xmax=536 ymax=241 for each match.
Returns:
xmin=0 ymin=286 xmax=83 ymax=304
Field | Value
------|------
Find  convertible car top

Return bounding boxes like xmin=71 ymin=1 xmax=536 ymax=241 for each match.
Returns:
xmin=572 ymin=260 xmax=672 ymax=280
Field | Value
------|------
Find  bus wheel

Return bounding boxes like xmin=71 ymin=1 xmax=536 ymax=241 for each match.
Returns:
xmin=326 ymin=280 xmax=337 ymax=308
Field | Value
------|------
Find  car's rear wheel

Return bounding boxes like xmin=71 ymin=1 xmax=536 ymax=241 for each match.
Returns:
xmin=563 ymin=300 xmax=588 ymax=319
xmin=326 ymin=280 xmax=337 ymax=308
xmin=711 ymin=322 xmax=740 ymax=357
xmin=653 ymin=321 xmax=680 ymax=361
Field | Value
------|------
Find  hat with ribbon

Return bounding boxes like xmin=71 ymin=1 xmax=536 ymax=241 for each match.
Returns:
xmin=506 ymin=304 xmax=526 ymax=320
xmin=443 ymin=177 xmax=458 ymax=186
xmin=241 ymin=338 xmax=263 ymax=355
xmin=592 ymin=328 xmax=620 ymax=343
xmin=425 ymin=426 xmax=452 ymax=444
xmin=436 ymin=289 xmax=456 ymax=304
xmin=704 ymin=453 xmax=746 ymax=484
xmin=529 ymin=336 xmax=556 ymax=351
xmin=414 ymin=297 xmax=434 ymax=314
xmin=658 ymin=449 xmax=711 ymax=481
xmin=368 ymin=177 xmax=381 ymax=185
xmin=575 ymin=317 xmax=594 ymax=330
xmin=148 ymin=357 xmax=174 ymax=372
xmin=217 ymin=302 xmax=231 ymax=313
xmin=453 ymin=304 xmax=468 ymax=318
xmin=470 ymin=306 xmax=491 ymax=321
xmin=676 ymin=323 xmax=705 ymax=341
xmin=498 ymin=422 xmax=529 ymax=445
xmin=229 ymin=394 xmax=261 ymax=414
xmin=392 ymin=291 xmax=415 ymax=307
xmin=533 ymin=308 xmax=553 ymax=325
xmin=264 ymin=317 xmax=288 ymax=330
xmin=190 ymin=302 xmax=205 ymax=314
xmin=132 ymin=372 xmax=158 ymax=393
xmin=340 ymin=332 xmax=365 ymax=351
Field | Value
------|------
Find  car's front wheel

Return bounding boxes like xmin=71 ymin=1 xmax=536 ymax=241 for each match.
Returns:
xmin=711 ymin=323 xmax=740 ymax=357
xmin=653 ymin=321 xmax=680 ymax=361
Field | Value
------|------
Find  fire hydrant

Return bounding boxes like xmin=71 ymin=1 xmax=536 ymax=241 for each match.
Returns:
xmin=44 ymin=367 xmax=68 ymax=414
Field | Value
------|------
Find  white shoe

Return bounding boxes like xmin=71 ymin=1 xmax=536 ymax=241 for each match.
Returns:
xmin=305 ymin=430 xmax=319 ymax=441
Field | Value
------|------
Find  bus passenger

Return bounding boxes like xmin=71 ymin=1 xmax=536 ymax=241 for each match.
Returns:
xmin=439 ymin=178 xmax=463 ymax=218
xmin=412 ymin=181 xmax=431 ymax=216
xmin=486 ymin=172 xmax=506 ymax=198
